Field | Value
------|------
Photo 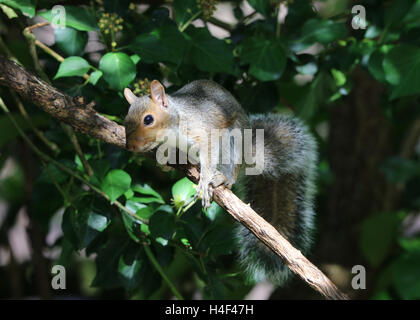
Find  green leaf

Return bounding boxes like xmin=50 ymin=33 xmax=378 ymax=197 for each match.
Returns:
xmin=121 ymin=211 xmax=143 ymax=242
xmin=118 ymin=250 xmax=145 ymax=291
xmin=99 ymin=52 xmax=136 ymax=91
xmin=201 ymin=225 xmax=236 ymax=256
xmin=187 ymin=27 xmax=235 ymax=74
xmin=38 ymin=163 xmax=69 ymax=184
xmin=293 ymin=72 xmax=330 ymax=121
xmin=156 ymin=204 xmax=173 ymax=214
xmin=171 ymin=177 xmax=196 ymax=209
xmin=402 ymin=1 xmax=420 ymax=29
xmin=124 ymin=189 xmax=134 ymax=199
xmin=390 ymin=252 xmax=420 ymax=299
xmin=54 ymin=27 xmax=88 ymax=56
xmin=331 ymin=68 xmax=346 ymax=86
xmin=62 ymin=199 xmax=111 ymax=250
xmin=367 ymin=49 xmax=387 ymax=83
xmin=101 ymin=169 xmax=131 ymax=203
xmin=204 ymin=201 xmax=224 ymax=221
xmin=87 ymin=212 xmax=109 ymax=232
xmin=92 ymin=238 xmax=129 ymax=289
xmin=125 ymin=198 xmax=147 ymax=213
xmin=54 ymin=56 xmax=91 ymax=79
xmin=131 ymin=24 xmax=188 ymax=64
xmin=89 ymin=159 xmax=110 ymax=184
xmin=203 ymin=274 xmax=232 ymax=299
xmin=125 ymin=199 xmax=154 ymax=219
xmin=365 ymin=25 xmax=382 ymax=39
xmin=74 ymin=153 xmax=92 ymax=173
xmin=383 ymin=44 xmax=420 ymax=99
xmin=132 ymin=184 xmax=165 ymax=204
xmin=384 ymin=0 xmax=415 ymax=28
xmin=136 ymin=207 xmax=154 ymax=219
xmin=298 ymin=19 xmax=347 ymax=49
xmin=117 ymin=244 xmax=161 ymax=295
xmin=173 ymin=0 xmax=200 ymax=26
xmin=0 ymin=4 xmax=18 ymax=18
xmin=295 ymin=62 xmax=318 ymax=75
xmin=38 ymin=6 xmax=98 ymax=31
xmin=149 ymin=211 xmax=176 ymax=242
xmin=89 ymin=70 xmax=103 ymax=85
xmin=285 ymin=0 xmax=316 ymax=29
xmin=128 ymin=196 xmax=164 ymax=205
xmin=398 ymin=237 xmax=420 ymax=252
xmin=240 ymin=37 xmax=286 ymax=81
xmin=247 ymin=0 xmax=271 ymax=17
xmin=359 ymin=212 xmax=402 ymax=267
xmin=180 ymin=214 xmax=205 ymax=249
xmin=0 ymin=0 xmax=35 ymax=17
xmin=130 ymin=54 xmax=141 ymax=65
xmin=381 ymin=157 xmax=420 ymax=183
xmin=371 ymin=291 xmax=392 ymax=300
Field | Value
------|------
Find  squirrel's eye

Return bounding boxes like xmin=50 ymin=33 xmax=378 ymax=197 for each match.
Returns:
xmin=143 ymin=115 xmax=154 ymax=126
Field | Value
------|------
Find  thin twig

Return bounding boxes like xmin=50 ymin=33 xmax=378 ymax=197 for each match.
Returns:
xmin=0 ymin=36 xmax=16 ymax=62
xmin=23 ymin=22 xmax=90 ymax=80
xmin=61 ymin=123 xmax=94 ymax=176
xmin=143 ymin=243 xmax=184 ymax=300
xmin=206 ymin=16 xmax=234 ymax=32
xmin=0 ymin=96 xmax=147 ymax=225
xmin=23 ymin=23 xmax=93 ymax=174
xmin=179 ymin=10 xmax=202 ymax=32
xmin=41 ymin=159 xmax=73 ymax=207
xmin=10 ymin=91 xmax=60 ymax=154
xmin=0 ymin=35 xmax=60 ymax=154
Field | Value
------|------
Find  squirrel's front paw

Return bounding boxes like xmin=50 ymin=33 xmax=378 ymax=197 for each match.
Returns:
xmin=196 ymin=171 xmax=231 ymax=209
xmin=195 ymin=177 xmax=213 ymax=209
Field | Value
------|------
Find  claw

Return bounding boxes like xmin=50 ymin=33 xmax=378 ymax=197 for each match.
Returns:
xmin=194 ymin=188 xmax=200 ymax=201
xmin=201 ymin=193 xmax=209 ymax=209
xmin=194 ymin=179 xmax=203 ymax=200
xmin=208 ymin=184 xmax=213 ymax=199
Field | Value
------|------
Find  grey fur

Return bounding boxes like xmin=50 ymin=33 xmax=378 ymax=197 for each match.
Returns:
xmin=125 ymin=80 xmax=318 ymax=285
xmin=235 ymin=114 xmax=318 ymax=285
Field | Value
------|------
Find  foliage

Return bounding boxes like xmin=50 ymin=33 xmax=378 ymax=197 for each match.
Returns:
xmin=0 ymin=0 xmax=419 ymax=300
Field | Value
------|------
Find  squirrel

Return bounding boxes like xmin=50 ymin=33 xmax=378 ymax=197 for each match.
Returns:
xmin=124 ymin=79 xmax=318 ymax=285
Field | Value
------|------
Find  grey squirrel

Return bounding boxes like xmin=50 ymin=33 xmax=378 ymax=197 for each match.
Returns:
xmin=124 ymin=79 xmax=318 ymax=285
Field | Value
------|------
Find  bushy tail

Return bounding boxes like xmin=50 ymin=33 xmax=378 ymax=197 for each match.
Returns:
xmin=234 ymin=113 xmax=318 ymax=285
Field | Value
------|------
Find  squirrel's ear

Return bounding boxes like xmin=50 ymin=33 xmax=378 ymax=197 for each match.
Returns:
xmin=124 ymin=88 xmax=137 ymax=105
xmin=150 ymin=80 xmax=168 ymax=108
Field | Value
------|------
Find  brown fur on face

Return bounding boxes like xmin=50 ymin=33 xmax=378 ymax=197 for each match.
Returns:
xmin=125 ymin=99 xmax=171 ymax=152
xmin=125 ymin=80 xmax=172 ymax=152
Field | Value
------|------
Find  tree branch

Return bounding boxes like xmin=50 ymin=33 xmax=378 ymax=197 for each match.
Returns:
xmin=0 ymin=57 xmax=125 ymax=148
xmin=0 ymin=56 xmax=348 ymax=300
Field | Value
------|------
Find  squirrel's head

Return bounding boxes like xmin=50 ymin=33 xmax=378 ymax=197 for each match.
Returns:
xmin=124 ymin=80 xmax=171 ymax=152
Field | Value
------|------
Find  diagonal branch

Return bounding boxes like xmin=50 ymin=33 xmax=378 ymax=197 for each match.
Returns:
xmin=0 ymin=57 xmax=126 ymax=148
xmin=0 ymin=56 xmax=348 ymax=300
